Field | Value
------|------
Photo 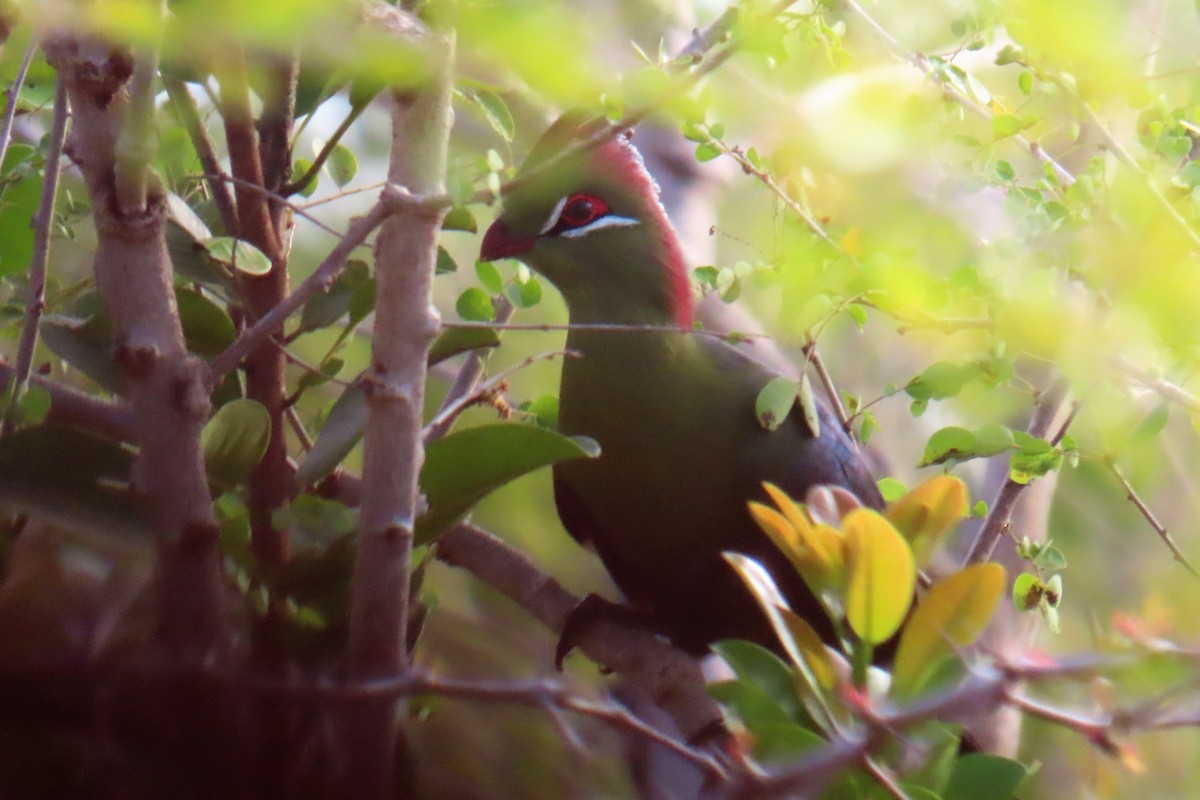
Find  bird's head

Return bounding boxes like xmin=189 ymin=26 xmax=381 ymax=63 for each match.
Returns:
xmin=480 ymin=113 xmax=692 ymax=327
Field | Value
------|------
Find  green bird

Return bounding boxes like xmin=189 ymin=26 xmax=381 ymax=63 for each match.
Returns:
xmin=480 ymin=115 xmax=883 ymax=657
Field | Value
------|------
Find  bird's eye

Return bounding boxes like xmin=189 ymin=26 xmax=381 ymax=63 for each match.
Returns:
xmin=559 ymin=194 xmax=607 ymax=228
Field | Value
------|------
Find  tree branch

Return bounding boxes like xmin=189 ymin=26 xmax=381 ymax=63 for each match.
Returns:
xmin=163 ymin=76 xmax=238 ymax=235
xmin=435 ymin=523 xmax=724 ymax=742
xmin=1106 ymin=457 xmax=1198 ymax=576
xmin=963 ymin=375 xmax=1071 ymax=565
xmin=342 ymin=11 xmax=453 ymax=796
xmin=44 ymin=30 xmax=224 ymax=654
xmin=5 ymin=78 xmax=68 ymax=434
xmin=281 ymin=99 xmax=369 ymax=196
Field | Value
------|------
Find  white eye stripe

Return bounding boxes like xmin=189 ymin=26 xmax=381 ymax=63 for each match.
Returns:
xmin=539 ymin=196 xmax=568 ymax=235
xmin=558 ymin=215 xmax=640 ymax=238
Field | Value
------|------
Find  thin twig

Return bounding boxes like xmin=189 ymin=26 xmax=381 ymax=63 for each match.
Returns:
xmin=208 ymin=199 xmax=391 ymax=379
xmin=841 ymin=0 xmax=1076 ymax=187
xmin=299 ymin=180 xmax=387 ymax=209
xmin=1079 ymin=101 xmax=1200 ymax=251
xmin=163 ymin=76 xmax=239 ymax=235
xmin=196 ymin=172 xmax=344 ymax=238
xmin=1112 ymin=357 xmax=1200 ymax=414
xmin=5 ymin=78 xmax=68 ymax=434
xmin=428 ymin=295 xmax=514 ymax=443
xmin=285 ymin=405 xmax=314 ymax=451
xmin=442 ymin=319 xmax=774 ymax=343
xmin=1106 ymin=457 xmax=1198 ymax=576
xmin=0 ymin=39 xmax=35 ymax=173
xmin=721 ymin=140 xmax=839 ymax=249
xmin=282 ymin=100 xmax=369 ymax=195
xmin=803 ymin=341 xmax=851 ymax=434
xmin=422 ymin=348 xmax=578 ymax=441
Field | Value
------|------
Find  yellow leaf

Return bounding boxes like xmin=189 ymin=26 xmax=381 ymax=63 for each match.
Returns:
xmin=886 ymin=475 xmax=968 ymax=565
xmin=762 ymin=483 xmax=828 ymax=560
xmin=843 ymin=509 xmax=915 ymax=645
xmin=892 ymin=563 xmax=1006 ymax=698
xmin=748 ymin=501 xmax=833 ymax=588
xmin=722 ymin=552 xmax=808 ymax=669
xmin=778 ymin=606 xmax=838 ymax=695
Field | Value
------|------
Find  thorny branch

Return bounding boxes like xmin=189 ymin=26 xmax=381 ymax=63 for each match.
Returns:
xmin=1106 ymin=457 xmax=1199 ymax=576
xmin=0 ymin=39 xmax=34 ymax=174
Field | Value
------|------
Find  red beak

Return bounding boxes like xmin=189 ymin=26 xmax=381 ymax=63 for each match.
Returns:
xmin=480 ymin=218 xmax=535 ymax=261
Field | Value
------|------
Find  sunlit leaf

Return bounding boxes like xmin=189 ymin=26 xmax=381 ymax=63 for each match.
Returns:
xmin=944 ymin=754 xmax=1026 ymax=800
xmin=756 ymin=376 xmax=798 ymax=431
xmin=887 ymin=475 xmax=969 ymax=565
xmin=326 ymin=143 xmax=358 ymax=187
xmin=892 ymin=564 xmax=1006 ymax=698
xmin=456 ymin=287 xmax=494 ymax=322
xmin=416 ymin=424 xmax=599 ymax=540
xmin=206 ymin=236 xmax=273 ymax=276
xmin=843 ymin=509 xmax=915 ymax=644
xmin=202 ymin=399 xmax=270 ymax=488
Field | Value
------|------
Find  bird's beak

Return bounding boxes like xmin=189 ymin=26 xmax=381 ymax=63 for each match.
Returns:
xmin=480 ymin=218 xmax=535 ymax=261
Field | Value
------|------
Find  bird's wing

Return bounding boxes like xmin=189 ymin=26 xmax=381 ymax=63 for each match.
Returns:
xmin=704 ymin=337 xmax=885 ymax=510
xmin=553 ymin=470 xmax=598 ymax=547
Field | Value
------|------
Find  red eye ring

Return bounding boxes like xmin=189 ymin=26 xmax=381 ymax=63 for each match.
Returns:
xmin=558 ymin=193 xmax=608 ymax=229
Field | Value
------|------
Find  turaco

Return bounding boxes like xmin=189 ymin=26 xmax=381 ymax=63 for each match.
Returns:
xmin=479 ymin=114 xmax=883 ymax=658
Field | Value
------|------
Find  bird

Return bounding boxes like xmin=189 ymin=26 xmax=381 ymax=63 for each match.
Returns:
xmin=479 ymin=113 xmax=884 ymax=658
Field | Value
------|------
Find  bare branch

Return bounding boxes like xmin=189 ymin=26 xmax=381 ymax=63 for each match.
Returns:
xmin=422 ymin=347 xmax=575 ymax=442
xmin=208 ymin=199 xmax=391 ymax=379
xmin=802 ymin=341 xmax=852 ymax=435
xmin=1106 ymin=457 xmax=1198 ymax=576
xmin=5 ymin=78 xmax=68 ymax=434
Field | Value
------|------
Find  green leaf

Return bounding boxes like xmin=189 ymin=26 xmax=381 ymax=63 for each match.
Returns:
xmin=202 ymin=399 xmax=271 ymax=488
xmin=944 ymin=754 xmax=1026 ymax=800
xmin=475 ymin=259 xmax=504 ymax=294
xmin=326 ymin=143 xmax=358 ymax=187
xmin=504 ymin=275 xmax=543 ymax=308
xmin=416 ymin=424 xmax=599 ymax=540
xmin=920 ymin=426 xmax=977 ymax=466
xmin=0 ymin=161 xmax=40 ymax=276
xmin=176 ymin=287 xmax=236 ymax=357
xmin=877 ymin=477 xmax=908 ymax=503
xmin=756 ymin=377 xmax=798 ymax=432
xmin=206 ymin=236 xmax=273 ymax=276
xmin=0 ymin=424 xmax=150 ymax=546
xmin=297 ymin=260 xmax=370 ymax=336
xmin=295 ymin=384 xmax=367 ymax=488
xmin=710 ymin=640 xmax=803 ymax=721
xmin=1017 ymin=71 xmax=1034 ymax=96
xmin=456 ymin=287 xmax=494 ymax=322
xmin=472 ymin=89 xmax=515 ymax=142
xmin=695 ymin=142 xmax=722 ymax=162
xmin=994 ymin=159 xmax=1015 ymax=181
xmin=291 ymin=157 xmax=318 ymax=197
xmin=18 ymin=385 xmax=52 ymax=426
xmin=1012 ymin=572 xmax=1042 ymax=611
xmin=40 ymin=313 xmax=126 ymax=394
xmin=843 ymin=509 xmax=915 ymax=644
xmin=428 ymin=325 xmax=502 ymax=369
xmin=1131 ymin=403 xmax=1169 ymax=442
xmin=991 ymin=114 xmax=1030 ymax=139
xmin=892 ymin=564 xmax=1006 ymax=698
xmin=436 ymin=246 xmax=458 ymax=275
xmin=165 ymin=193 xmax=229 ymax=288
xmin=442 ymin=207 xmax=477 ymax=233
xmin=1031 ymin=544 xmax=1068 ymax=571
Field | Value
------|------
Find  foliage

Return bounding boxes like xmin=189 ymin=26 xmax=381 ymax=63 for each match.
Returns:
xmin=1 ymin=0 xmax=1200 ymax=796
